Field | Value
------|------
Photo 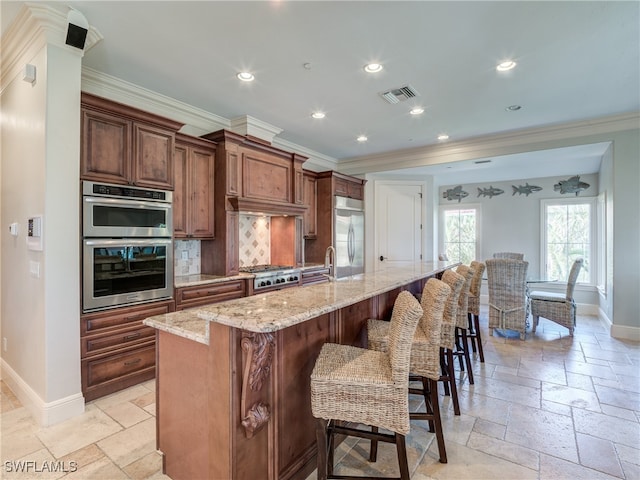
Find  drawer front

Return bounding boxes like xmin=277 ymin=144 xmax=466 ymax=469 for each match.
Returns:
xmin=83 ymin=343 xmax=155 ymax=388
xmin=82 ymin=323 xmax=155 ymax=357
xmin=301 ymin=268 xmax=330 ymax=285
xmin=176 ymin=280 xmax=246 ymax=309
xmin=81 ymin=300 xmax=174 ymax=335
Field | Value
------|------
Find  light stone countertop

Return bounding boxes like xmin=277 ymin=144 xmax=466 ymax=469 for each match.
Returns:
xmin=146 ymin=261 xmax=456 ymax=344
xmin=174 ymin=265 xmax=327 ymax=288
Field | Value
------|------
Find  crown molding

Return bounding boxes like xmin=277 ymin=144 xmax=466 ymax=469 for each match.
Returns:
xmin=81 ymin=67 xmax=231 ymax=134
xmin=272 ymin=137 xmax=338 ymax=172
xmin=81 ymin=67 xmax=339 ymax=172
xmin=338 ymin=112 xmax=640 ymax=175
xmin=230 ymin=115 xmax=283 ymax=144
xmin=1 ymin=3 xmax=102 ymax=90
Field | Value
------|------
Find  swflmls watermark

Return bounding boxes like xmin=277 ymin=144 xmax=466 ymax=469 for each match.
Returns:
xmin=4 ymin=460 xmax=78 ymax=473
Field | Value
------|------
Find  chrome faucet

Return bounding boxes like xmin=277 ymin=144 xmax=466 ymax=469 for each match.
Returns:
xmin=324 ymin=245 xmax=337 ymax=281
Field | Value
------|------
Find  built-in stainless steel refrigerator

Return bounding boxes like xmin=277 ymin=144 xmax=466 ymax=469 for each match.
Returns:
xmin=334 ymin=196 xmax=364 ymax=278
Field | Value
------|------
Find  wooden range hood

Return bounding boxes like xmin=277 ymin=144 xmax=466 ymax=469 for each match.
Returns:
xmin=229 ymin=197 xmax=307 ymax=217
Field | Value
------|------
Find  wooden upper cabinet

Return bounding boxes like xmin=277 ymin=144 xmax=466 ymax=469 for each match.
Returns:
xmin=303 ymin=171 xmax=317 ymax=238
xmin=81 ymin=108 xmax=132 ymax=184
xmin=333 ymin=175 xmax=364 ymax=200
xmin=173 ymin=134 xmax=215 ymax=239
xmin=133 ymin=123 xmax=175 ymax=190
xmin=80 ymin=93 xmax=183 ymax=189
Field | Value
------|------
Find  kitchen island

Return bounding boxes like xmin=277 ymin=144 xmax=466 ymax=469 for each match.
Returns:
xmin=144 ymin=261 xmax=457 ymax=480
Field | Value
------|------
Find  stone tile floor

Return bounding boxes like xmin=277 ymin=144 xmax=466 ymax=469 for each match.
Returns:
xmin=2 ymin=310 xmax=639 ymax=479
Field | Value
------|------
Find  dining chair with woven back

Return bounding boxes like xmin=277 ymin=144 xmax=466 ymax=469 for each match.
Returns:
xmin=493 ymin=252 xmax=524 ymax=260
xmin=486 ymin=258 xmax=529 ymax=340
xmin=530 ymin=258 xmax=584 ymax=336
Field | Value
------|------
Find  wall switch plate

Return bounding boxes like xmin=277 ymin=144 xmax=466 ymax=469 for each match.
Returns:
xmin=30 ymin=261 xmax=40 ymax=278
xmin=181 ymin=250 xmax=189 ymax=260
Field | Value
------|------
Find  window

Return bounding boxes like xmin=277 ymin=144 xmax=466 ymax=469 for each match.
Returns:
xmin=440 ymin=205 xmax=480 ymax=265
xmin=541 ymin=198 xmax=595 ymax=284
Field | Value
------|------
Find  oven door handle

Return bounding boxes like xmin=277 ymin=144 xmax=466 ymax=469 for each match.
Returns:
xmin=84 ymin=238 xmax=173 ymax=247
xmin=84 ymin=196 xmax=171 ymax=209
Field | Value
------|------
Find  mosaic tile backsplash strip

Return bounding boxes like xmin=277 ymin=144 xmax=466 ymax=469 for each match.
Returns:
xmin=174 ymin=239 xmax=201 ymax=276
xmin=239 ymin=215 xmax=270 ymax=267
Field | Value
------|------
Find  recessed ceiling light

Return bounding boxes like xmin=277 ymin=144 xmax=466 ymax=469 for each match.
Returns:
xmin=311 ymin=111 xmax=325 ymax=119
xmin=409 ymin=107 xmax=424 ymax=115
xmin=363 ymin=63 xmax=383 ymax=73
xmin=505 ymin=105 xmax=522 ymax=111
xmin=437 ymin=134 xmax=449 ymax=141
xmin=237 ymin=72 xmax=255 ymax=82
xmin=496 ymin=60 xmax=517 ymax=72
xmin=357 ymin=135 xmax=368 ymax=142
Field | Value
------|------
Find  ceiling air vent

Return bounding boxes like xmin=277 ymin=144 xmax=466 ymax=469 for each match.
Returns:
xmin=379 ymin=84 xmax=420 ymax=104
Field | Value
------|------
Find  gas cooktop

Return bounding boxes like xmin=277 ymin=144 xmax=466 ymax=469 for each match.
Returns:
xmin=239 ymin=265 xmax=295 ymax=273
xmin=239 ymin=265 xmax=301 ymax=290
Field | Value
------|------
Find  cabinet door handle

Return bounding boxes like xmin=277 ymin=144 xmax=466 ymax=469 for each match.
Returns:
xmin=124 ymin=358 xmax=141 ymax=366
xmin=125 ymin=315 xmax=143 ymax=321
xmin=123 ymin=332 xmax=141 ymax=341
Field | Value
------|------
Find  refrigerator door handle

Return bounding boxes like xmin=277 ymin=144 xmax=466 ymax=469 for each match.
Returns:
xmin=348 ymin=222 xmax=355 ymax=264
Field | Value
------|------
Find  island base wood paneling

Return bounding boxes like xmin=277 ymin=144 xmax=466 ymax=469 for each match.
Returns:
xmin=154 ymin=275 xmax=434 ymax=480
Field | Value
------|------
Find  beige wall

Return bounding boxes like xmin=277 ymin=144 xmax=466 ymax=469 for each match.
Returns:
xmin=1 ymin=16 xmax=84 ymax=424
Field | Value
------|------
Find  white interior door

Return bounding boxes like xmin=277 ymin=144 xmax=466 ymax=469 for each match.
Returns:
xmin=375 ymin=183 xmax=423 ymax=267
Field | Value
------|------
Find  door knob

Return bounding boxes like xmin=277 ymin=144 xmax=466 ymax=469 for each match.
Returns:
xmin=379 ymin=255 xmax=387 ymax=261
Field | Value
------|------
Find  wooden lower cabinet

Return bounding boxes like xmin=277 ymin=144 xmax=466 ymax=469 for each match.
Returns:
xmin=80 ymin=299 xmax=174 ymax=402
xmin=175 ymin=279 xmax=246 ymax=310
xmin=156 ymin=296 xmax=385 ymax=480
xmin=300 ymin=266 xmax=329 ymax=285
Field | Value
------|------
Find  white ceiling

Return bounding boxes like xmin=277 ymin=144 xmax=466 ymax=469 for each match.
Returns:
xmin=2 ymin=1 xmax=638 ymax=181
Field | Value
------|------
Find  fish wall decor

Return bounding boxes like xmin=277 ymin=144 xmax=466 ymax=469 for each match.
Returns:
xmin=512 ymin=183 xmax=543 ymax=196
xmin=554 ymin=175 xmax=590 ymax=196
xmin=477 ymin=186 xmax=504 ymax=198
xmin=442 ymin=185 xmax=468 ymax=203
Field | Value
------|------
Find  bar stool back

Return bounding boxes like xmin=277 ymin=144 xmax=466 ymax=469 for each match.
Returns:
xmin=367 ymin=278 xmax=452 ymax=464
xmin=311 ymin=290 xmax=423 ymax=479
xmin=454 ymin=265 xmax=475 ymax=384
xmin=467 ymin=261 xmax=486 ymax=362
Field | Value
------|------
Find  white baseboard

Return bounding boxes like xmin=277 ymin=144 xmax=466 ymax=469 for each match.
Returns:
xmin=1 ymin=358 xmax=85 ymax=427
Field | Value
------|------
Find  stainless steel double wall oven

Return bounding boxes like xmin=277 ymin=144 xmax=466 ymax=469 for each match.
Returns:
xmin=82 ymin=181 xmax=173 ymax=312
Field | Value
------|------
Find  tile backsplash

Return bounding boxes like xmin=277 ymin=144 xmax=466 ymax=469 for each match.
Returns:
xmin=239 ymin=215 xmax=270 ymax=267
xmin=174 ymin=215 xmax=271 ymax=276
xmin=174 ymin=239 xmax=201 ymax=276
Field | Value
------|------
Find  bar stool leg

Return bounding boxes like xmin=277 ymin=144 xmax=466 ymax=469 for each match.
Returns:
xmin=461 ymin=328 xmax=474 ymax=385
xmin=445 ymin=348 xmax=460 ymax=415
xmin=316 ymin=418 xmax=329 ymax=480
xmin=429 ymin=378 xmax=447 ymax=463
xmin=369 ymin=426 xmax=379 ymax=462
xmin=467 ymin=312 xmax=478 ymax=353
xmin=395 ymin=433 xmax=410 ymax=480
xmin=473 ymin=313 xmax=485 ymax=362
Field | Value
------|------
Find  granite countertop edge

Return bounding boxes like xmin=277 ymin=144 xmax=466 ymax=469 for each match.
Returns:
xmin=146 ymin=262 xmax=457 ymax=344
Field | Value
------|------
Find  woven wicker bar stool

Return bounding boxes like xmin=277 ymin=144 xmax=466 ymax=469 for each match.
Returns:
xmin=434 ymin=269 xmax=465 ymax=416
xmin=466 ymin=261 xmax=486 ymax=362
xmin=367 ymin=278 xmax=452 ymax=465
xmin=453 ymin=265 xmax=475 ymax=384
xmin=311 ymin=291 xmax=423 ymax=480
